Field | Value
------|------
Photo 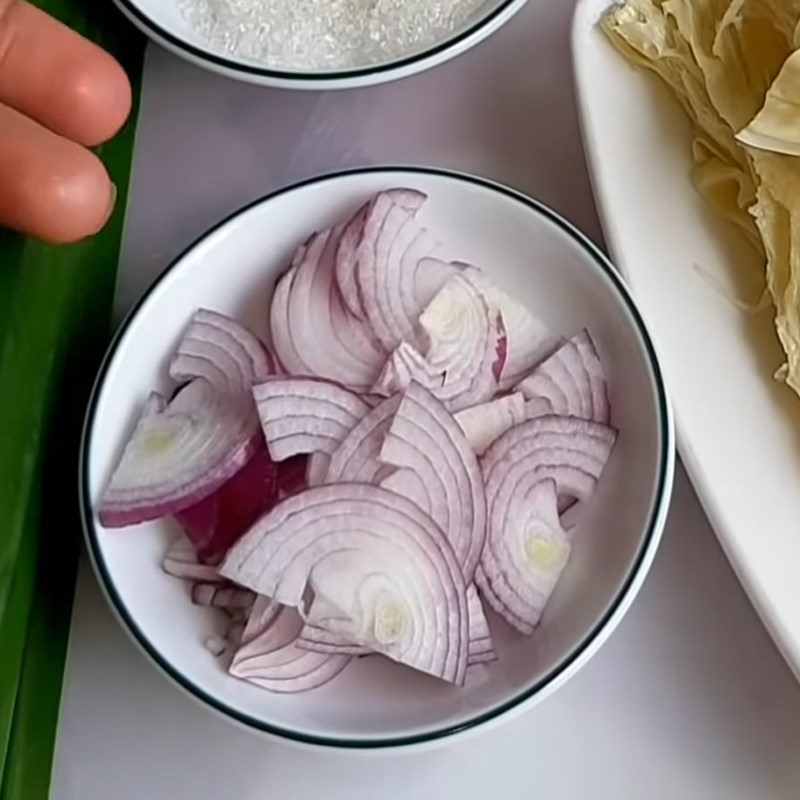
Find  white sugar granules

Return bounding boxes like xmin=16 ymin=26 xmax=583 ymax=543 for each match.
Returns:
xmin=180 ymin=0 xmax=487 ymax=70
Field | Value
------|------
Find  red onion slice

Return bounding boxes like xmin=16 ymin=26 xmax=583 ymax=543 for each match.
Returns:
xmin=175 ymin=440 xmax=279 ymax=563
xmin=379 ymin=468 xmax=429 ymax=510
xmin=466 ymin=584 xmax=496 ymax=665
xmin=253 ymin=376 xmax=370 ymax=461
xmin=230 ymin=605 xmax=351 ymax=693
xmin=191 ymin=583 xmax=254 ymax=610
xmin=306 ymin=452 xmax=331 ymax=487
xmin=353 ymin=191 xmax=461 ymax=352
xmin=338 ymin=190 xmax=424 ymax=316
xmin=454 ymin=393 xmax=526 ymax=455
xmin=221 ymin=484 xmax=469 ymax=685
xmin=478 ymin=416 xmax=616 ymax=633
xmin=336 ymin=192 xmax=454 ymax=339
xmin=272 ymin=228 xmax=386 ymax=390
xmin=296 ymin=625 xmax=370 ymax=656
xmin=372 ymin=273 xmax=506 ymax=411
xmin=463 ymin=268 xmax=558 ymax=389
xmin=100 ymin=311 xmax=271 ymax=527
xmin=324 ymin=394 xmax=401 ymax=484
xmin=335 ymin=201 xmax=370 ymax=318
xmin=269 ymin=266 xmax=306 ymax=375
xmin=161 ymin=535 xmax=225 ymax=583
xmin=476 ymin=479 xmax=571 ymax=634
xmin=482 ymin=415 xmax=616 ymax=507
xmin=516 ymin=330 xmax=609 ymax=423
xmin=240 ymin=595 xmax=283 ymax=647
xmin=356 ymin=189 xmax=427 ymax=345
xmin=378 ymin=382 xmax=486 ymax=581
xmin=169 ymin=308 xmax=274 ymax=391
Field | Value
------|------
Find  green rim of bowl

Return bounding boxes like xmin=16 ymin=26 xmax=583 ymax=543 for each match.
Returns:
xmin=80 ymin=166 xmax=674 ymax=750
xmin=112 ymin=0 xmax=523 ymax=82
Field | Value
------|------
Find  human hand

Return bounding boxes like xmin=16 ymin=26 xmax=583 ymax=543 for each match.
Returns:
xmin=0 ymin=1 xmax=131 ymax=243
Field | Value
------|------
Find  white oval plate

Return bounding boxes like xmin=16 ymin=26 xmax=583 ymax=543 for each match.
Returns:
xmin=573 ymin=1 xmax=800 ymax=679
xmin=81 ymin=167 xmax=673 ymax=750
xmin=111 ymin=0 xmax=529 ymax=90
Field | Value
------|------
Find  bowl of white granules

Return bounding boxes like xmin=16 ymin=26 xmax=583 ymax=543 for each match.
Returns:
xmin=111 ymin=0 xmax=530 ymax=89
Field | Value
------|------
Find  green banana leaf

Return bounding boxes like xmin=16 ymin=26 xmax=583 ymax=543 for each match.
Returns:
xmin=0 ymin=499 xmax=39 ymax=783
xmin=0 ymin=2 xmax=144 ymax=797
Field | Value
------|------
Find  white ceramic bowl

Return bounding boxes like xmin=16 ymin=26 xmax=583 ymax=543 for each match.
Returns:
xmin=112 ymin=0 xmax=530 ymax=90
xmin=81 ymin=167 xmax=674 ymax=751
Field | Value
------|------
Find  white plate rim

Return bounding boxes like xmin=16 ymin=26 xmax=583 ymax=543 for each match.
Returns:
xmin=570 ymin=0 xmax=800 ymax=678
xmin=79 ymin=165 xmax=675 ymax=749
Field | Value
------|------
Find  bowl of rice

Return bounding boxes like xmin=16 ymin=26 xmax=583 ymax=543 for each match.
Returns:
xmin=111 ymin=0 xmax=530 ymax=89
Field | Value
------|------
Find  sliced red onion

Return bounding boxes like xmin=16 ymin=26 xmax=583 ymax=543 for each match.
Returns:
xmin=516 ymin=331 xmax=609 ymax=424
xmin=269 ymin=266 xmax=305 ymax=376
xmin=337 ymin=190 xmax=425 ymax=316
xmin=372 ymin=273 xmax=506 ymax=411
xmin=221 ymin=484 xmax=469 ymax=685
xmin=175 ymin=440 xmax=278 ymax=563
xmin=231 ymin=642 xmax=351 ymax=693
xmin=378 ymin=382 xmax=486 ymax=580
xmin=379 ymin=468 xmax=429 ymax=510
xmin=482 ymin=415 xmax=616 ymax=506
xmin=306 ymin=452 xmax=331 ymax=487
xmin=161 ymin=534 xmax=225 ymax=583
xmin=462 ymin=267 xmax=558 ymax=389
xmin=477 ymin=416 xmax=616 ymax=634
xmin=525 ymin=396 xmax=553 ymax=419
xmin=466 ymin=584 xmax=496 ymax=665
xmin=271 ymin=228 xmax=386 ymax=389
xmin=352 ymin=191 xmax=464 ymax=353
xmin=335 ymin=201 xmax=370 ymax=318
xmin=204 ymin=636 xmax=228 ymax=657
xmin=476 ymin=479 xmax=571 ymax=634
xmin=169 ymin=308 xmax=274 ymax=391
xmin=296 ymin=625 xmax=370 ymax=656
xmin=225 ymin=620 xmax=246 ymax=648
xmin=468 ymin=651 xmax=497 ymax=666
xmin=191 ymin=582 xmax=254 ymax=610
xmin=240 ymin=595 xmax=283 ymax=647
xmin=230 ymin=604 xmax=351 ymax=693
xmin=454 ymin=393 xmax=526 ymax=455
xmin=100 ymin=311 xmax=271 ymax=527
xmin=324 ymin=394 xmax=401 ymax=484
xmin=253 ymin=376 xmax=370 ymax=462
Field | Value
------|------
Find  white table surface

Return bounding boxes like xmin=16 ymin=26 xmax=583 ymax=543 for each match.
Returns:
xmin=51 ymin=1 xmax=800 ymax=797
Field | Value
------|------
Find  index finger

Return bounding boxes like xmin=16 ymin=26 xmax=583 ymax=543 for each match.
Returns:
xmin=0 ymin=0 xmax=132 ymax=147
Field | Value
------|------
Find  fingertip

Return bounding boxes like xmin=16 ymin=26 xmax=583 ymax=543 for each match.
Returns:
xmin=62 ymin=50 xmax=132 ymax=147
xmin=0 ymin=2 xmax=133 ymax=146
xmin=45 ymin=154 xmax=116 ymax=243
xmin=24 ymin=148 xmax=116 ymax=244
